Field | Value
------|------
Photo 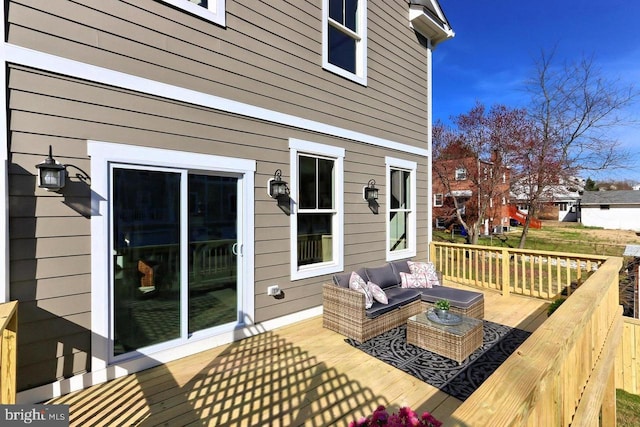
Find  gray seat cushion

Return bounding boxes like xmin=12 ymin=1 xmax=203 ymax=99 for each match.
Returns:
xmin=365 ymin=264 xmax=398 ymax=289
xmin=418 ymin=286 xmax=483 ymax=308
xmin=389 ymin=259 xmax=411 ymax=283
xmin=333 ymin=268 xmax=368 ymax=288
xmin=365 ymin=287 xmax=421 ymax=319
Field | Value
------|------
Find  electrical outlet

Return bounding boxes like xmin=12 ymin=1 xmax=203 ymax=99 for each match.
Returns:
xmin=267 ymin=285 xmax=281 ymax=296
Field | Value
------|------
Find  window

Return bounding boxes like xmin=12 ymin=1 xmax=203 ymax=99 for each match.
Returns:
xmin=435 ymin=218 xmax=446 ymax=229
xmin=455 ymin=167 xmax=467 ymax=180
xmin=159 ymin=0 xmax=226 ymax=26
xmin=322 ymin=0 xmax=367 ymax=85
xmin=386 ymin=157 xmax=417 ymax=261
xmin=290 ymin=139 xmax=344 ymax=280
xmin=434 ymin=193 xmax=443 ymax=207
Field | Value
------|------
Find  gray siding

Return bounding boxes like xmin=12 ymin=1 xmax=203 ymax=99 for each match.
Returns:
xmin=7 ymin=0 xmax=434 ymax=391
xmin=8 ymin=0 xmax=430 ymax=148
xmin=9 ymin=64 xmax=429 ymax=390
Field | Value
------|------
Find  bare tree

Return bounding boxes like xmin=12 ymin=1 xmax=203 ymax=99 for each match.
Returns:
xmin=514 ymin=49 xmax=637 ymax=247
xmin=433 ymin=103 xmax=524 ymax=244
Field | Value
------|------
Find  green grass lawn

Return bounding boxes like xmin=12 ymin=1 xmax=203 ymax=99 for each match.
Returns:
xmin=433 ymin=225 xmax=626 ymax=257
xmin=617 ymin=389 xmax=640 ymax=427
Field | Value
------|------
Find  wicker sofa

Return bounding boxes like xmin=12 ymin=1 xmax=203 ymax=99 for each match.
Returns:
xmin=322 ymin=260 xmax=484 ymax=343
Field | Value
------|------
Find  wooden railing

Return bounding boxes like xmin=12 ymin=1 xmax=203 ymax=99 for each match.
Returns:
xmin=616 ymin=316 xmax=640 ymax=395
xmin=430 ymin=241 xmax=609 ymax=299
xmin=0 ymin=301 xmax=17 ymax=404
xmin=448 ymin=255 xmax=623 ymax=425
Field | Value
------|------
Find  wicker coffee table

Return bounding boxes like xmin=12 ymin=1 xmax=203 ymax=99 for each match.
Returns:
xmin=406 ymin=309 xmax=483 ymax=363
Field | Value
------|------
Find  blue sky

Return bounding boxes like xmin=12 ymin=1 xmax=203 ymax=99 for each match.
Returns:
xmin=432 ymin=0 xmax=640 ymax=182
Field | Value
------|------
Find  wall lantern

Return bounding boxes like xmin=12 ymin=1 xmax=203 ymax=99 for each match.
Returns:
xmin=363 ymin=179 xmax=379 ymax=202
xmin=35 ymin=145 xmax=67 ymax=191
xmin=267 ymin=169 xmax=289 ymax=199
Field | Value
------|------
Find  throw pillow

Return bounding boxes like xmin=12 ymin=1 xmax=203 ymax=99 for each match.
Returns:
xmin=349 ymin=271 xmax=373 ymax=309
xmin=399 ymin=271 xmax=428 ymax=288
xmin=408 ymin=261 xmax=440 ymax=287
xmin=367 ymin=281 xmax=389 ymax=304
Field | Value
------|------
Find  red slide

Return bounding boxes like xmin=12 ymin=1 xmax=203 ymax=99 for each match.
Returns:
xmin=508 ymin=206 xmax=542 ymax=229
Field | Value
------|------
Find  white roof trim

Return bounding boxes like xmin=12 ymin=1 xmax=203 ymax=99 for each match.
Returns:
xmin=4 ymin=43 xmax=429 ymax=157
xmin=409 ymin=1 xmax=455 ymax=47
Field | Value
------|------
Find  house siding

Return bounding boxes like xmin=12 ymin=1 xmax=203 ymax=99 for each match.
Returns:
xmin=580 ymin=204 xmax=640 ymax=231
xmin=6 ymin=0 xmax=438 ymax=396
xmin=8 ymin=65 xmax=429 ymax=391
xmin=7 ymin=0 xmax=430 ymax=147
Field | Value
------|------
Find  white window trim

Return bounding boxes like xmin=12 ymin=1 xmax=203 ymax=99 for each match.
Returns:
xmin=159 ymin=0 xmax=226 ymax=26
xmin=322 ymin=0 xmax=368 ymax=86
xmin=455 ymin=167 xmax=467 ymax=181
xmin=434 ymin=193 xmax=443 ymax=207
xmin=289 ymin=138 xmax=344 ymax=280
xmin=386 ymin=157 xmax=417 ymax=261
xmin=88 ymin=141 xmax=255 ymax=371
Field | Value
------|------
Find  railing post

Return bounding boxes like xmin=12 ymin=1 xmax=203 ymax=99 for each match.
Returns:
xmin=0 ymin=302 xmax=17 ymax=404
xmin=501 ymin=249 xmax=510 ymax=297
xmin=601 ymin=361 xmax=617 ymax=425
xmin=429 ymin=241 xmax=435 ymax=263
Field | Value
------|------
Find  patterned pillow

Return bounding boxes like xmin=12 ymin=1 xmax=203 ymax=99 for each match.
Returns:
xmin=349 ymin=271 xmax=373 ymax=308
xmin=367 ymin=281 xmax=389 ymax=304
xmin=399 ymin=271 xmax=429 ymax=288
xmin=408 ymin=261 xmax=440 ymax=287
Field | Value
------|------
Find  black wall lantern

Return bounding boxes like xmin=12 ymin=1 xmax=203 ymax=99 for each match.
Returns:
xmin=36 ymin=145 xmax=67 ymax=191
xmin=363 ymin=179 xmax=379 ymax=202
xmin=268 ymin=169 xmax=289 ymax=199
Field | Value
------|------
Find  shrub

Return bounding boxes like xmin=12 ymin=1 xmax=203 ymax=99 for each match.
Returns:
xmin=547 ymin=298 xmax=566 ymax=316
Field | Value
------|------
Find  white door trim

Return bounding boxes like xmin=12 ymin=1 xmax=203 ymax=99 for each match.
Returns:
xmin=88 ymin=141 xmax=255 ymax=372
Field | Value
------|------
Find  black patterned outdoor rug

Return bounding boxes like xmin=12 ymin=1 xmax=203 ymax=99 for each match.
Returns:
xmin=345 ymin=321 xmax=531 ymax=401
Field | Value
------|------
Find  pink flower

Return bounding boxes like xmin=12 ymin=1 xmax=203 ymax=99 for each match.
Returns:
xmin=350 ymin=405 xmax=441 ymax=427
xmin=349 ymin=416 xmax=370 ymax=427
xmin=421 ymin=411 xmax=443 ymax=427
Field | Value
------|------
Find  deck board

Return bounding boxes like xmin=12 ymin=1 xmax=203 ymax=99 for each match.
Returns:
xmin=47 ymin=285 xmax=548 ymax=426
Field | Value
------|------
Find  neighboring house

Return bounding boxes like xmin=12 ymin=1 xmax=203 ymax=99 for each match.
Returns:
xmin=511 ymin=176 xmax=584 ymax=222
xmin=579 ymin=190 xmax=640 ymax=230
xmin=432 ymin=156 xmax=511 ymax=235
xmin=1 ymin=1 xmax=454 ymax=402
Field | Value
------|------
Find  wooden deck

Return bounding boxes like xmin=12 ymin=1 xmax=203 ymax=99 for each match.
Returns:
xmin=47 ymin=285 xmax=549 ymax=426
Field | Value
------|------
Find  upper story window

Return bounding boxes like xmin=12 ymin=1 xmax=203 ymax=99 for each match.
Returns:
xmin=160 ymin=0 xmax=226 ymax=26
xmin=289 ymin=139 xmax=345 ymax=280
xmin=455 ymin=167 xmax=467 ymax=180
xmin=434 ymin=193 xmax=443 ymax=207
xmin=323 ymin=0 xmax=368 ymax=85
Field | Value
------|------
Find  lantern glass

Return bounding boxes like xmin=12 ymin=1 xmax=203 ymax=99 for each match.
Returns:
xmin=366 ymin=187 xmax=379 ymax=201
xmin=269 ymin=179 xmax=288 ymax=198
xmin=37 ymin=162 xmax=66 ymax=190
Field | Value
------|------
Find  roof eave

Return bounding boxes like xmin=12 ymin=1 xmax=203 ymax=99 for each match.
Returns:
xmin=409 ymin=4 xmax=455 ymax=48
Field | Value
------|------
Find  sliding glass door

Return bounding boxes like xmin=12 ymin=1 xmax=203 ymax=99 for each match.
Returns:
xmin=111 ymin=166 xmax=240 ymax=357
